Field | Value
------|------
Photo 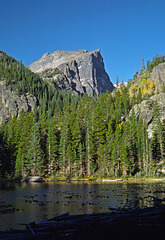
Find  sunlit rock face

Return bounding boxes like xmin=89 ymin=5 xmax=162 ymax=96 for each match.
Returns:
xmin=131 ymin=93 xmax=165 ymax=138
xmin=29 ymin=49 xmax=115 ymax=97
xmin=150 ymin=62 xmax=165 ymax=93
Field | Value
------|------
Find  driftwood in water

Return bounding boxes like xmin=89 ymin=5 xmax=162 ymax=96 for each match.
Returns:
xmin=1 ymin=206 xmax=165 ymax=240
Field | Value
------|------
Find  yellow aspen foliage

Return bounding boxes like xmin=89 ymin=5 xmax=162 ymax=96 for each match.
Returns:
xmin=129 ymin=84 xmax=137 ymax=97
xmin=116 ymin=88 xmax=122 ymax=95
xmin=140 ymin=78 xmax=155 ymax=96
xmin=119 ymin=121 xmax=124 ymax=129
xmin=147 ymin=78 xmax=154 ymax=89
xmin=141 ymin=86 xmax=147 ymax=96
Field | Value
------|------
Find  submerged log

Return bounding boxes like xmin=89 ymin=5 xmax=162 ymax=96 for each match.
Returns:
xmin=1 ymin=207 xmax=165 ymax=240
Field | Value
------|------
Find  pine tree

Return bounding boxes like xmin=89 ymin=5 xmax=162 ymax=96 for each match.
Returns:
xmin=116 ymin=75 xmax=119 ymax=87
xmin=120 ymin=141 xmax=129 ymax=177
xmin=91 ymin=104 xmax=106 ymax=172
xmin=80 ymin=93 xmax=94 ymax=176
xmin=113 ymin=126 xmax=122 ymax=177
xmin=97 ymin=144 xmax=109 ymax=176
xmin=66 ymin=144 xmax=73 ymax=178
xmin=47 ymin=114 xmax=60 ymax=177
xmin=15 ymin=113 xmax=33 ymax=177
xmin=137 ymin=117 xmax=144 ymax=172
xmin=158 ymin=121 xmax=165 ymax=161
xmin=121 ymin=85 xmax=130 ymax=116
xmin=0 ymin=126 xmax=9 ymax=178
xmin=86 ymin=118 xmax=92 ymax=176
xmin=128 ymin=110 xmax=138 ymax=175
xmin=5 ymin=115 xmax=18 ymax=173
xmin=15 ymin=145 xmax=24 ymax=178
xmin=25 ymin=123 xmax=44 ymax=176
xmin=137 ymin=88 xmax=142 ymax=103
xmin=59 ymin=111 xmax=69 ymax=175
xmin=39 ymin=111 xmax=48 ymax=171
xmin=151 ymin=102 xmax=162 ymax=169
xmin=72 ymin=105 xmax=87 ymax=176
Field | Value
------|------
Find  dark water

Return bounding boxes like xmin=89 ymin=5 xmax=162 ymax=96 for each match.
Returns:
xmin=0 ymin=181 xmax=165 ymax=231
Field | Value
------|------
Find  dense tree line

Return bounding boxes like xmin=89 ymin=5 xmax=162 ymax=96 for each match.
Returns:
xmin=0 ymin=87 xmax=165 ymax=179
xmin=0 ymin=51 xmax=165 ymax=179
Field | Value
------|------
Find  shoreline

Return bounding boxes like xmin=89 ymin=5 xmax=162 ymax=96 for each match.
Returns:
xmin=43 ymin=177 xmax=165 ymax=183
xmin=1 ymin=177 xmax=165 ymax=183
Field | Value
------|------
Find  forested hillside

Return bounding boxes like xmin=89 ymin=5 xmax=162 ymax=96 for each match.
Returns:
xmin=0 ymin=51 xmax=165 ymax=180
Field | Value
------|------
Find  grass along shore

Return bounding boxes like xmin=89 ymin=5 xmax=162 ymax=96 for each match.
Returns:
xmin=42 ymin=176 xmax=165 ymax=183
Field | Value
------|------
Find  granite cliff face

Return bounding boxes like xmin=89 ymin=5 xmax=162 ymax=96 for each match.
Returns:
xmin=29 ymin=49 xmax=115 ymax=97
xmin=0 ymin=82 xmax=36 ymax=123
xmin=128 ymin=61 xmax=165 ymax=137
xmin=132 ymin=93 xmax=165 ymax=137
xmin=150 ymin=62 xmax=165 ymax=92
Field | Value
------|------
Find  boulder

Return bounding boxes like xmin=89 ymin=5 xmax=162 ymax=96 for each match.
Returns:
xmin=25 ymin=176 xmax=43 ymax=183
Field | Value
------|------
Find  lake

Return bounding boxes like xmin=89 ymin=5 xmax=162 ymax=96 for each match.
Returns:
xmin=0 ymin=181 xmax=165 ymax=231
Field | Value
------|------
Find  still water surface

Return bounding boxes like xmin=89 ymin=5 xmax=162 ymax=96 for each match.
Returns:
xmin=0 ymin=181 xmax=165 ymax=231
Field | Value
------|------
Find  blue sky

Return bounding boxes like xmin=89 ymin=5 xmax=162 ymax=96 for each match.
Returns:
xmin=1 ymin=0 xmax=165 ymax=84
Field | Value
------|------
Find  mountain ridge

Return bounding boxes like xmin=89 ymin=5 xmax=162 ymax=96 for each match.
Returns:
xmin=29 ymin=49 xmax=115 ymax=97
xmin=29 ymin=49 xmax=90 ymax=73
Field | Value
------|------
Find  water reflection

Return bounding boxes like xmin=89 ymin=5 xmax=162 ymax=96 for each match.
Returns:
xmin=0 ymin=181 xmax=165 ymax=230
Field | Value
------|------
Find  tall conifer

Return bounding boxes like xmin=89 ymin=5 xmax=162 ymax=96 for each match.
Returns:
xmin=25 ymin=123 xmax=44 ymax=176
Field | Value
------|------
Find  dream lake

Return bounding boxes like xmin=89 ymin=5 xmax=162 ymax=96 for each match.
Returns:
xmin=0 ymin=181 xmax=165 ymax=231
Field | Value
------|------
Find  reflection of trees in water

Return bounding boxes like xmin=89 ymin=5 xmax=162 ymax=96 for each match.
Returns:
xmin=0 ymin=182 xmax=17 ymax=190
xmin=1 ymin=182 xmax=165 ymax=230
xmin=121 ymin=196 xmax=163 ymax=209
xmin=112 ymin=182 xmax=165 ymax=209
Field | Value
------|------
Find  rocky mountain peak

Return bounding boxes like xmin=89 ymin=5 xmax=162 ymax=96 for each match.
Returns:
xmin=29 ymin=49 xmax=114 ymax=97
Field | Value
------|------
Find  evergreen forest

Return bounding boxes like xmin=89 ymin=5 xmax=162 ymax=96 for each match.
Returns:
xmin=0 ymin=51 xmax=165 ymax=180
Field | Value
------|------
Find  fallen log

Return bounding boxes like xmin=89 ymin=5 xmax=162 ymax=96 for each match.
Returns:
xmin=1 ymin=207 xmax=165 ymax=240
xmin=27 ymin=224 xmax=35 ymax=236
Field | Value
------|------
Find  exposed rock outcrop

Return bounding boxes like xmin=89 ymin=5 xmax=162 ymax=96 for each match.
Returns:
xmin=150 ymin=62 xmax=165 ymax=92
xmin=0 ymin=81 xmax=36 ymax=124
xmin=132 ymin=93 xmax=165 ymax=137
xmin=29 ymin=49 xmax=115 ymax=97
